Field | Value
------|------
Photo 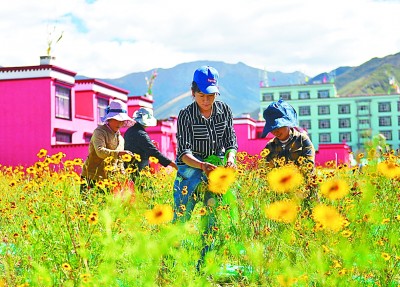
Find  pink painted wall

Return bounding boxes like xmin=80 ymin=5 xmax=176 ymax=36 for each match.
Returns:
xmin=0 ymin=78 xmax=53 ymax=166
xmin=315 ymin=143 xmax=351 ymax=167
xmin=0 ymin=62 xmax=352 ymax=168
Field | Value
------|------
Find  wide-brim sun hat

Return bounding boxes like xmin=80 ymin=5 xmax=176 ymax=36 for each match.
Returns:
xmin=101 ymin=99 xmax=135 ymax=128
xmin=261 ymin=99 xmax=298 ymax=138
xmin=193 ymin=65 xmax=220 ymax=94
xmin=133 ymin=107 xmax=157 ymax=127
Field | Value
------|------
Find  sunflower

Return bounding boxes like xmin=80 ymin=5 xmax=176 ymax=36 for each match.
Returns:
xmin=312 ymin=204 xmax=345 ymax=232
xmin=260 ymin=148 xmax=270 ymax=157
xmin=121 ymin=154 xmax=132 ymax=162
xmin=87 ymin=212 xmax=99 ymax=225
xmin=267 ymin=165 xmax=303 ymax=193
xmin=381 ymin=252 xmax=391 ymax=261
xmin=62 ymin=263 xmax=72 ymax=271
xmin=208 ymin=167 xmax=236 ymax=195
xmin=264 ymin=200 xmax=299 ymax=223
xmin=145 ymin=204 xmax=174 ymax=225
xmin=149 ymin=156 xmax=159 ymax=164
xmin=377 ymin=161 xmax=400 ymax=179
xmin=133 ymin=153 xmax=141 ymax=162
xmin=320 ymin=178 xmax=349 ymax=200
xmin=37 ymin=148 xmax=47 ymax=158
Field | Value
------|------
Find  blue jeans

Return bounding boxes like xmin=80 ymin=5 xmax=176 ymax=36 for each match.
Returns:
xmin=172 ymin=162 xmax=221 ymax=269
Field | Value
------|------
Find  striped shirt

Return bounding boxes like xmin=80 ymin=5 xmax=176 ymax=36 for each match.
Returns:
xmin=176 ymin=100 xmax=238 ymax=164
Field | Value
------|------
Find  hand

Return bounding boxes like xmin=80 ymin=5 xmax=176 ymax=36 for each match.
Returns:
xmin=225 ymin=158 xmax=237 ymax=169
xmin=169 ymin=161 xmax=178 ymax=170
xmin=118 ymin=150 xmax=133 ymax=157
xmin=202 ymin=162 xmax=217 ymax=176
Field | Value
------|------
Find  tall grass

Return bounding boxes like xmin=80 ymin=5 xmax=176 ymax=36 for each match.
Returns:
xmin=0 ymin=148 xmax=399 ymax=287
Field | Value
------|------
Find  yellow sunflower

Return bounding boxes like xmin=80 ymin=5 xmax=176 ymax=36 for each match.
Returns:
xmin=312 ymin=204 xmax=345 ymax=232
xmin=208 ymin=167 xmax=236 ymax=195
xmin=62 ymin=263 xmax=72 ymax=271
xmin=264 ymin=200 xmax=299 ymax=223
xmin=267 ymin=165 xmax=303 ymax=193
xmin=149 ymin=156 xmax=159 ymax=164
xmin=145 ymin=204 xmax=174 ymax=225
xmin=87 ymin=212 xmax=99 ymax=225
xmin=377 ymin=161 xmax=400 ymax=179
xmin=121 ymin=154 xmax=132 ymax=162
xmin=320 ymin=178 xmax=349 ymax=200
xmin=37 ymin=148 xmax=47 ymax=158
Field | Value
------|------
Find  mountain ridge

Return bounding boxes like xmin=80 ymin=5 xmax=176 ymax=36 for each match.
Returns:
xmin=96 ymin=52 xmax=400 ymax=119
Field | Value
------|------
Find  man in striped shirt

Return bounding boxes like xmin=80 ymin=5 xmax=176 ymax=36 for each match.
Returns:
xmin=172 ymin=65 xmax=238 ymax=270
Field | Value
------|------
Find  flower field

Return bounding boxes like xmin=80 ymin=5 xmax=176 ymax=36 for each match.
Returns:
xmin=0 ymin=148 xmax=399 ymax=287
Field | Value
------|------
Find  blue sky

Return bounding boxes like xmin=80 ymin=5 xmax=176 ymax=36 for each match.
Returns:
xmin=1 ymin=0 xmax=400 ymax=78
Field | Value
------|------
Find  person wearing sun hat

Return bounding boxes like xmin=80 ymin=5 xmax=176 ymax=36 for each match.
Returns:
xmin=171 ymin=65 xmax=238 ymax=271
xmin=80 ymin=99 xmax=135 ymax=196
xmin=261 ymin=98 xmax=315 ymax=168
xmin=123 ymin=107 xmax=177 ymax=179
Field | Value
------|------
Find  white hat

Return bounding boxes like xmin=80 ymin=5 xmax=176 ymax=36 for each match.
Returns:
xmin=133 ymin=107 xmax=157 ymax=127
xmin=101 ymin=99 xmax=134 ymax=127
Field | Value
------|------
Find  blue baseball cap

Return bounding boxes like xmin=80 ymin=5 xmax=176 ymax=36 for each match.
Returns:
xmin=193 ymin=65 xmax=219 ymax=94
xmin=261 ymin=99 xmax=298 ymax=138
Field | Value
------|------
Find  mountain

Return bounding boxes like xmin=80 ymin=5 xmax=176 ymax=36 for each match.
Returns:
xmin=100 ymin=60 xmax=305 ymax=119
xmin=97 ymin=53 xmax=400 ymax=119
xmin=309 ymin=52 xmax=400 ymax=95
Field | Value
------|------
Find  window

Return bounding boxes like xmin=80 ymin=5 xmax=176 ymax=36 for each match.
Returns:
xmin=97 ymin=98 xmax=109 ymax=124
xmin=75 ymin=91 xmax=94 ymax=120
xmin=359 ymin=119 xmax=370 ymax=127
xmin=317 ymin=90 xmax=330 ymax=98
xmin=380 ymin=131 xmax=392 ymax=140
xmin=319 ymin=119 xmax=330 ymax=128
xmin=299 ymin=120 xmax=311 ymax=130
xmin=398 ymin=101 xmax=400 ymax=112
xmin=338 ymin=104 xmax=350 ymax=114
xmin=262 ymin=93 xmax=273 ymax=101
xmin=378 ymin=102 xmax=391 ymax=112
xmin=299 ymin=106 xmax=311 ymax=116
xmin=55 ymin=131 xmax=72 ymax=143
xmin=379 ymin=116 xmax=392 ymax=126
xmin=319 ymin=133 xmax=331 ymax=143
xmin=339 ymin=118 xmax=351 ymax=128
xmin=318 ymin=105 xmax=330 ymax=115
xmin=279 ymin=92 xmax=291 ymax=100
xmin=358 ymin=105 xmax=370 ymax=113
xmin=298 ymin=91 xmax=310 ymax=99
xmin=339 ymin=132 xmax=351 ymax=142
xmin=398 ymin=116 xmax=400 ymax=126
xmin=84 ymin=133 xmax=92 ymax=143
xmin=55 ymin=86 xmax=71 ymax=119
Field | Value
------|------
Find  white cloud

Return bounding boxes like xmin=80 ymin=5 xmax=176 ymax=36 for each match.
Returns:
xmin=0 ymin=0 xmax=399 ymax=78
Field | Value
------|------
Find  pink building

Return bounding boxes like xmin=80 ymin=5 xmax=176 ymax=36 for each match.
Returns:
xmin=0 ymin=58 xmax=351 ymax=168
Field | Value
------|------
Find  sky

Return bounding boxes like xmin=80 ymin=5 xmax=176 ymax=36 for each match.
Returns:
xmin=1 ymin=0 xmax=400 ymax=79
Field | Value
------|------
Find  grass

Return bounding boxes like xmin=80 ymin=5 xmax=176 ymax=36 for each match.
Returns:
xmin=0 ymin=148 xmax=399 ymax=287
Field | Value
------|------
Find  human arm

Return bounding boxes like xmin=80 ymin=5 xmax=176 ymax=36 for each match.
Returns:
xmin=221 ymin=104 xmax=238 ymax=167
xmin=301 ymin=134 xmax=316 ymax=165
xmin=139 ymin=130 xmax=176 ymax=167
xmin=92 ymin=128 xmax=132 ymax=159
xmin=181 ymin=153 xmax=216 ymax=175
